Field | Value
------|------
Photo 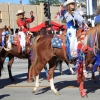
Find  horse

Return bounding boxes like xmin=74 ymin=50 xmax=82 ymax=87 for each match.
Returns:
xmin=0 ymin=26 xmax=36 ymax=82
xmin=29 ymin=24 xmax=100 ymax=97
xmin=56 ymin=26 xmax=100 ymax=83
xmin=0 ymin=25 xmax=75 ymax=82
xmin=0 ymin=25 xmax=10 ymax=76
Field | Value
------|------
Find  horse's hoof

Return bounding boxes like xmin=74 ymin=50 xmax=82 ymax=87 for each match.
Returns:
xmin=72 ymin=72 xmax=75 ymax=75
xmin=46 ymin=77 xmax=50 ymax=82
xmin=27 ymin=79 xmax=32 ymax=83
xmin=82 ymin=94 xmax=88 ymax=98
xmin=54 ymin=92 xmax=60 ymax=95
xmin=32 ymin=90 xmax=37 ymax=93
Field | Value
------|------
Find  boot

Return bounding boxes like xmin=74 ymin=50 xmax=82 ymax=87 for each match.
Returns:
xmin=6 ymin=42 xmax=12 ymax=51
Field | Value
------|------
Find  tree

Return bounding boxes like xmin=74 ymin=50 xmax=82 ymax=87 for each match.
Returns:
xmin=29 ymin=0 xmax=60 ymax=5
xmin=29 ymin=0 xmax=40 ymax=5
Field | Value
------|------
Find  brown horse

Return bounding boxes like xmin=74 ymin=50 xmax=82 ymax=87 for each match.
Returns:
xmin=28 ymin=34 xmax=82 ymax=96
xmin=29 ymin=25 xmax=100 ymax=97
xmin=0 ymin=26 xmax=60 ymax=82
xmin=0 ymin=26 xmax=34 ymax=81
xmin=0 ymin=25 xmax=10 ymax=76
xmin=0 ymin=26 xmax=74 ymax=82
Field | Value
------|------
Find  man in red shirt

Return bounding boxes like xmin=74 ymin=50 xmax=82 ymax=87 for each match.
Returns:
xmin=16 ymin=10 xmax=35 ymax=53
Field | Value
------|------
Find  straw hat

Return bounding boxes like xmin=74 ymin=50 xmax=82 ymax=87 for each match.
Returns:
xmin=63 ymin=0 xmax=75 ymax=6
xmin=16 ymin=10 xmax=25 ymax=16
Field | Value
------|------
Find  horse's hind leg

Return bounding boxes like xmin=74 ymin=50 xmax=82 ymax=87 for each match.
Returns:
xmin=65 ymin=61 xmax=75 ymax=74
xmin=7 ymin=55 xmax=15 ymax=82
xmin=58 ymin=59 xmax=65 ymax=75
xmin=48 ymin=57 xmax=59 ymax=95
xmin=32 ymin=61 xmax=45 ymax=93
xmin=44 ymin=65 xmax=49 ymax=78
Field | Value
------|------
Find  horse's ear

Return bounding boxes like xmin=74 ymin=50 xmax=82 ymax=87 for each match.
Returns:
xmin=8 ymin=26 xmax=13 ymax=35
xmin=8 ymin=26 xmax=10 ymax=29
xmin=4 ymin=25 xmax=7 ymax=29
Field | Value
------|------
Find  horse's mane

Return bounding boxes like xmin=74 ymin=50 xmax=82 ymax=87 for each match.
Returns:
xmin=86 ymin=24 xmax=100 ymax=35
xmin=83 ymin=24 xmax=100 ymax=53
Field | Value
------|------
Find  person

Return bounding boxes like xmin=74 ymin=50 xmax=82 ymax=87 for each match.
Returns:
xmin=57 ymin=0 xmax=88 ymax=60
xmin=46 ymin=24 xmax=54 ymax=34
xmin=94 ymin=6 xmax=100 ymax=26
xmin=16 ymin=10 xmax=35 ymax=53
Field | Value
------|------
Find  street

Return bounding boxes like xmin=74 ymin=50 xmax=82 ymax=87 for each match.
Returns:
xmin=0 ymin=59 xmax=100 ymax=100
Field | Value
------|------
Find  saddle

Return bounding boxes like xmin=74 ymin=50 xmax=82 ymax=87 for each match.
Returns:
xmin=8 ymin=33 xmax=32 ymax=53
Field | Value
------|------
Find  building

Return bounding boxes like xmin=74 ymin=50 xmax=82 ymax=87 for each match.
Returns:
xmin=97 ymin=0 xmax=100 ymax=6
xmin=0 ymin=3 xmax=62 ymax=30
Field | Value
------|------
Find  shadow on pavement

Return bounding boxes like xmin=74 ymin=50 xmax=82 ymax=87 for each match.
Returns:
xmin=0 ymin=94 xmax=10 ymax=99
xmin=34 ymin=74 xmax=100 ymax=95
xmin=0 ymin=73 xmax=27 ymax=89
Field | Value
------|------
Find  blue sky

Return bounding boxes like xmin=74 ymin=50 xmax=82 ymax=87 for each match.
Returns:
xmin=0 ymin=0 xmax=81 ymax=4
xmin=0 ymin=0 xmax=29 ymax=4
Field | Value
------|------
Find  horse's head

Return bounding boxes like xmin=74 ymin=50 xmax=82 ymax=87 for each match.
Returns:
xmin=0 ymin=25 xmax=12 ymax=46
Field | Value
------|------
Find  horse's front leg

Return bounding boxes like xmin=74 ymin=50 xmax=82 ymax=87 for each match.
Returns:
xmin=0 ymin=60 xmax=3 ymax=77
xmin=8 ymin=55 xmax=15 ymax=82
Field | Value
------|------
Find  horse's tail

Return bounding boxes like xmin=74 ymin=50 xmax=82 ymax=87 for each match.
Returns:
xmin=29 ymin=35 xmax=41 ymax=81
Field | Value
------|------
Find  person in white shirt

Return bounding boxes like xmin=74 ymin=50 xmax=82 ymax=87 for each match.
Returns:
xmin=57 ymin=0 xmax=87 ymax=60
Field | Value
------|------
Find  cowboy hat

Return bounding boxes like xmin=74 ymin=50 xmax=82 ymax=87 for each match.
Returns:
xmin=16 ymin=10 xmax=25 ymax=16
xmin=63 ymin=0 xmax=75 ymax=6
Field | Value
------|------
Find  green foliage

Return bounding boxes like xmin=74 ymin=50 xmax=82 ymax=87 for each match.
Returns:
xmin=29 ymin=0 xmax=40 ymax=5
xmin=29 ymin=0 xmax=60 ymax=5
xmin=49 ymin=0 xmax=60 ymax=5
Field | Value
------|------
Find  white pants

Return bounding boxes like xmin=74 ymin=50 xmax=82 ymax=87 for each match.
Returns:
xmin=18 ymin=31 xmax=26 ymax=52
xmin=67 ymin=27 xmax=77 ymax=57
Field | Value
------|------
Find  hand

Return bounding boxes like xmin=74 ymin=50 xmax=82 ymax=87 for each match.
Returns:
xmin=30 ymin=11 xmax=34 ymax=16
xmin=84 ymin=24 xmax=90 ymax=30
xmin=30 ymin=11 xmax=35 ymax=19
xmin=56 ymin=12 xmax=60 ymax=15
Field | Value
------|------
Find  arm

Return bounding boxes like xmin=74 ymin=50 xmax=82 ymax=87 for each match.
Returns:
xmin=26 ymin=11 xmax=35 ymax=23
xmin=57 ymin=14 xmax=64 ymax=20
xmin=17 ymin=20 xmax=28 ymax=33
xmin=75 ymin=10 xmax=88 ymax=28
xmin=75 ymin=10 xmax=85 ymax=24
xmin=57 ymin=6 xmax=66 ymax=21
xmin=26 ymin=17 xmax=34 ymax=23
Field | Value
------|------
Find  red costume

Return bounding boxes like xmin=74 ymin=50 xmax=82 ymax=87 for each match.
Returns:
xmin=17 ymin=17 xmax=34 ymax=33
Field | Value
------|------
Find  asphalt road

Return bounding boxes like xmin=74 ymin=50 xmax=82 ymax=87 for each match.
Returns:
xmin=0 ymin=59 xmax=100 ymax=100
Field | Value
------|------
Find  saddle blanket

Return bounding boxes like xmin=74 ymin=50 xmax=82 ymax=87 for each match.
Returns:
xmin=52 ymin=35 xmax=63 ymax=48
